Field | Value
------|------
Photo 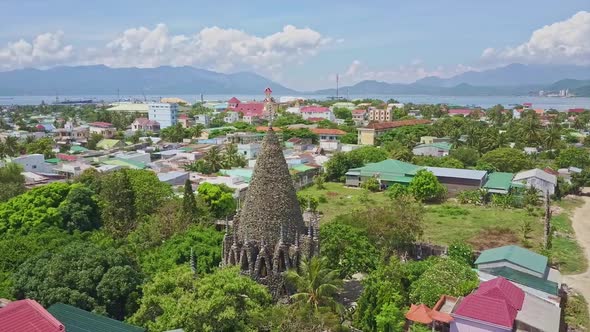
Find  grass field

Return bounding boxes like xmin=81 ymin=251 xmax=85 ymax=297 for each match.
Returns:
xmin=301 ymin=182 xmax=586 ymax=273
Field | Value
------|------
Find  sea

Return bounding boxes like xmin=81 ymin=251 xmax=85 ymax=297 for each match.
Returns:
xmin=2 ymin=94 xmax=590 ymax=111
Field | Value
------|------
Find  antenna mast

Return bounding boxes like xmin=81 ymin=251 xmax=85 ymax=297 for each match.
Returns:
xmin=336 ymin=74 xmax=339 ymax=99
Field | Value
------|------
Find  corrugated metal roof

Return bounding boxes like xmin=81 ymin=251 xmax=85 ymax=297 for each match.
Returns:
xmin=514 ymin=168 xmax=557 ymax=186
xmin=47 ymin=303 xmax=144 ymax=332
xmin=483 ymin=266 xmax=558 ymax=295
xmin=475 ymin=245 xmax=548 ymax=276
xmin=414 ymin=142 xmax=453 ymax=151
xmin=484 ymin=172 xmax=515 ymax=191
xmin=0 ymin=299 xmax=64 ymax=332
xmin=425 ymin=166 xmax=487 ymax=180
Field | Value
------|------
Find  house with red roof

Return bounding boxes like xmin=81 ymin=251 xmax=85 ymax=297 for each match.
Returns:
xmin=235 ymin=102 xmax=266 ymax=124
xmin=448 ymin=109 xmax=474 ymax=117
xmin=227 ymin=97 xmax=240 ymax=109
xmin=0 ymin=299 xmax=64 ymax=332
xmin=310 ymin=128 xmax=347 ymax=141
xmin=351 ymin=109 xmax=367 ymax=124
xmin=451 ymin=277 xmax=560 ymax=332
xmin=88 ymin=121 xmax=116 ymax=138
xmin=300 ymin=106 xmax=335 ymax=122
xmin=131 ymin=118 xmax=160 ymax=132
xmin=568 ymin=108 xmax=586 ymax=114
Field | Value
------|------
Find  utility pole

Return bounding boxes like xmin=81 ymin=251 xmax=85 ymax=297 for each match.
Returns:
xmin=544 ymin=191 xmax=552 ymax=249
xmin=336 ymin=74 xmax=339 ymax=99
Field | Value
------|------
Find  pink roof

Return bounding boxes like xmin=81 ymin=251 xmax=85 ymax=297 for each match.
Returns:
xmin=454 ymin=293 xmax=517 ymax=328
xmin=569 ymin=108 xmax=585 ymax=113
xmin=228 ymin=97 xmax=240 ymax=104
xmin=301 ymin=106 xmax=330 ymax=113
xmin=307 ymin=117 xmax=326 ymax=122
xmin=88 ymin=122 xmax=114 ymax=128
xmin=56 ymin=153 xmax=77 ymax=162
xmin=448 ymin=109 xmax=473 ymax=115
xmin=178 ymin=114 xmax=188 ymax=119
xmin=523 ymin=103 xmax=533 ymax=107
xmin=0 ymin=299 xmax=64 ymax=331
xmin=476 ymin=277 xmax=524 ymax=311
xmin=264 ymin=87 xmax=272 ymax=94
xmin=235 ymin=102 xmax=265 ymax=116
xmin=352 ymin=109 xmax=366 ymax=114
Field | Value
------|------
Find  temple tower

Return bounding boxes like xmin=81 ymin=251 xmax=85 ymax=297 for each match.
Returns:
xmin=222 ymin=89 xmax=319 ymax=297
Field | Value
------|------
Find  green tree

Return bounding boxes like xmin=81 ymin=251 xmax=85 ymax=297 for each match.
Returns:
xmin=160 ymin=123 xmax=187 ymax=142
xmin=324 ymin=152 xmax=363 ymax=181
xmin=361 ymin=177 xmax=381 ymax=192
xmin=409 ymin=258 xmax=479 ymax=307
xmin=448 ymin=241 xmax=474 ymax=266
xmin=87 ymin=133 xmax=103 ymax=150
xmin=58 ymin=183 xmax=100 ymax=233
xmin=0 ymin=182 xmax=71 ymax=234
xmin=25 ymin=137 xmax=55 ymax=158
xmin=0 ymin=163 xmax=25 ymax=202
xmin=99 ymin=170 xmax=137 ymax=238
xmin=375 ymin=302 xmax=405 ymax=332
xmin=126 ymin=169 xmax=173 ymax=217
xmin=181 ymin=179 xmax=199 ymax=223
xmin=313 ymin=173 xmax=326 ymax=190
xmin=203 ymin=145 xmax=224 ymax=173
xmin=333 ymin=107 xmax=352 ymax=120
xmin=0 ymin=136 xmax=20 ymax=157
xmin=339 ymin=132 xmax=358 ymax=144
xmin=556 ymin=147 xmax=590 ymax=169
xmin=319 ymin=222 xmax=379 ymax=277
xmin=139 ymin=225 xmax=224 ymax=277
xmin=13 ymin=242 xmax=142 ymax=320
xmin=197 ymin=182 xmax=236 ymax=218
xmin=386 ymin=183 xmax=409 ymax=200
xmin=286 ymin=257 xmax=343 ymax=313
xmin=354 ymin=258 xmax=407 ymax=332
xmin=450 ymin=147 xmax=480 ymax=167
xmin=479 ymin=148 xmax=532 ymax=173
xmin=408 ymin=169 xmax=446 ymax=202
xmin=223 ymin=143 xmax=246 ymax=168
xmin=130 ymin=266 xmax=271 ymax=332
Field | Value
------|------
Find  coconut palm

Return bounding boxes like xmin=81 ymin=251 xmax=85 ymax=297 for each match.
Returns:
xmin=3 ymin=136 xmax=20 ymax=157
xmin=285 ymin=256 xmax=343 ymax=313
xmin=203 ymin=146 xmax=224 ymax=173
xmin=544 ymin=120 xmax=562 ymax=150
xmin=223 ymin=143 xmax=246 ymax=168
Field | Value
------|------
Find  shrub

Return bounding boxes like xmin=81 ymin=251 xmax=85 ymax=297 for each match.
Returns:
xmin=457 ymin=189 xmax=484 ymax=205
xmin=448 ymin=241 xmax=474 ymax=266
xmin=408 ymin=170 xmax=446 ymax=203
xmin=386 ymin=184 xmax=409 ymax=200
xmin=361 ymin=177 xmax=380 ymax=192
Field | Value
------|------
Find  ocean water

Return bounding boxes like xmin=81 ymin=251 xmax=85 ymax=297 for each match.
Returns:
xmin=2 ymin=94 xmax=590 ymax=110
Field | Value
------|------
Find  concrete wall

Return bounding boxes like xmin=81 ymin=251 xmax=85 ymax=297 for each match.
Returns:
xmin=358 ymin=129 xmax=375 ymax=145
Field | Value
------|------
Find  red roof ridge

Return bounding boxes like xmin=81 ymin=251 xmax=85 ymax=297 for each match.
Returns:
xmin=311 ymin=128 xmax=347 ymax=135
xmin=365 ymin=119 xmax=431 ymax=130
xmin=476 ymin=277 xmax=524 ymax=310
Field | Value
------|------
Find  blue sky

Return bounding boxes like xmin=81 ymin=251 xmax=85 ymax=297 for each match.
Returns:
xmin=1 ymin=0 xmax=589 ymax=90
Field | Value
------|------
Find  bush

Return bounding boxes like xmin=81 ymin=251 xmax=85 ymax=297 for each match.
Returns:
xmin=408 ymin=170 xmax=446 ymax=203
xmin=457 ymin=189 xmax=484 ymax=205
xmin=386 ymin=184 xmax=409 ymax=200
xmin=448 ymin=241 xmax=474 ymax=266
xmin=491 ymin=194 xmax=518 ymax=208
xmin=361 ymin=177 xmax=380 ymax=192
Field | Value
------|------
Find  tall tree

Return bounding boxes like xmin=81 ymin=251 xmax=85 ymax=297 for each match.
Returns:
xmin=100 ymin=170 xmax=137 ymax=238
xmin=58 ymin=183 xmax=101 ymax=233
xmin=181 ymin=179 xmax=198 ymax=223
xmin=0 ymin=163 xmax=25 ymax=202
xmin=203 ymin=146 xmax=224 ymax=173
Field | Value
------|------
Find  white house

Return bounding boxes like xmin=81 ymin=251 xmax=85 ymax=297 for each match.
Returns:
xmin=223 ymin=111 xmax=239 ymax=124
xmin=10 ymin=154 xmax=55 ymax=173
xmin=238 ymin=143 xmax=261 ymax=160
xmin=194 ymin=114 xmax=211 ymax=127
xmin=513 ymin=168 xmax=557 ymax=197
xmin=300 ymin=106 xmax=335 ymax=121
xmin=148 ymin=103 xmax=179 ymax=129
xmin=285 ymin=107 xmax=301 ymax=114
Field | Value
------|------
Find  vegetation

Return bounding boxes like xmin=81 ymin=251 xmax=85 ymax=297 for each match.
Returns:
xmin=0 ymin=163 xmax=25 ymax=202
xmin=408 ymin=169 xmax=446 ymax=202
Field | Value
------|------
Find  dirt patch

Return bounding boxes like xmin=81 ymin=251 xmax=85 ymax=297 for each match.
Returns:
xmin=468 ymin=226 xmax=520 ymax=251
xmin=326 ymin=191 xmax=339 ymax=197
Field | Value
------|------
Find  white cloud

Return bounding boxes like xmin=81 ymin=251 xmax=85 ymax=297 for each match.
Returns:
xmin=0 ymin=24 xmax=331 ymax=77
xmin=481 ymin=11 xmax=590 ymax=65
xmin=0 ymin=31 xmax=74 ymax=70
xmin=338 ymin=59 xmax=473 ymax=84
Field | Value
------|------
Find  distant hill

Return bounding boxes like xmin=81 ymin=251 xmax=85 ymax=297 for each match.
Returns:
xmin=414 ymin=64 xmax=590 ymax=87
xmin=0 ymin=65 xmax=297 ymax=96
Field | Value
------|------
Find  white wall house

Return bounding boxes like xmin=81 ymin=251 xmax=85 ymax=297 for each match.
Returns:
xmin=513 ymin=169 xmax=557 ymax=197
xmin=224 ymin=111 xmax=239 ymax=124
xmin=11 ymin=154 xmax=55 ymax=173
xmin=194 ymin=114 xmax=211 ymax=127
xmin=300 ymin=106 xmax=335 ymax=121
xmin=148 ymin=103 xmax=179 ymax=129
xmin=238 ymin=143 xmax=261 ymax=159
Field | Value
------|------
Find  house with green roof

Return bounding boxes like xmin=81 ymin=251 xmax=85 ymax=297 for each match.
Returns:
xmin=96 ymin=139 xmax=125 ymax=150
xmin=345 ymin=159 xmax=421 ymax=187
xmin=475 ymin=245 xmax=562 ymax=300
xmin=483 ymin=172 xmax=515 ymax=194
xmin=47 ymin=303 xmax=145 ymax=332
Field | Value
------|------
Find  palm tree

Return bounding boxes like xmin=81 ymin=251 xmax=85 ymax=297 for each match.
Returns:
xmin=3 ymin=136 xmax=20 ymax=157
xmin=204 ymin=146 xmax=224 ymax=172
xmin=285 ymin=256 xmax=343 ymax=313
xmin=544 ymin=120 xmax=562 ymax=150
xmin=223 ymin=143 xmax=246 ymax=168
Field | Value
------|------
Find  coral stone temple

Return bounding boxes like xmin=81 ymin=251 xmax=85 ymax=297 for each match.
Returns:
xmin=222 ymin=90 xmax=318 ymax=297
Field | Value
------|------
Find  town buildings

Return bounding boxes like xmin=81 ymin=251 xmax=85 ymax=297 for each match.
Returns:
xmin=88 ymin=122 xmax=116 ymax=138
xmin=131 ymin=118 xmax=160 ymax=132
xmin=367 ymin=107 xmax=392 ymax=122
xmin=148 ymin=102 xmax=179 ymax=129
xmin=300 ymin=106 xmax=335 ymax=122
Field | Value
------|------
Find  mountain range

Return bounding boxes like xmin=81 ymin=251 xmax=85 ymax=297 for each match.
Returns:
xmin=0 ymin=63 xmax=589 ymax=97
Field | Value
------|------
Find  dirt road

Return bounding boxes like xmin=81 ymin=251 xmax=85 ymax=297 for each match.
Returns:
xmin=564 ymin=192 xmax=590 ymax=314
